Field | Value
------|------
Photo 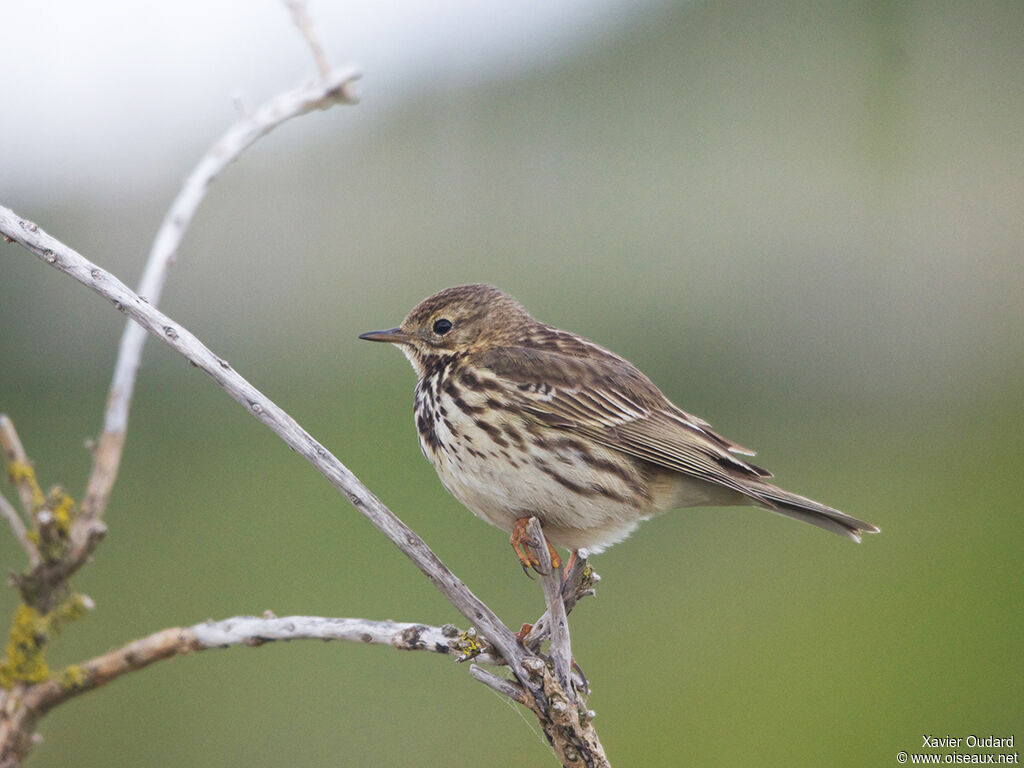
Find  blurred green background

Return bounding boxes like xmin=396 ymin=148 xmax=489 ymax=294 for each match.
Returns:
xmin=2 ymin=1 xmax=1022 ymax=766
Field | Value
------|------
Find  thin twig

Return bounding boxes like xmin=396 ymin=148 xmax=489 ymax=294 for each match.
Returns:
xmin=0 ymin=490 xmax=38 ymax=566
xmin=0 ymin=415 xmax=41 ymax=516
xmin=78 ymin=0 xmax=358 ymax=548
xmin=11 ymin=3 xmax=360 ymax=608
xmin=0 ymin=206 xmax=548 ymax=711
xmin=285 ymin=0 xmax=332 ymax=79
xmin=524 ymin=549 xmax=597 ymax=653
xmin=469 ymin=665 xmax=529 ymax=706
xmin=81 ymin=68 xmax=360 ymax=533
xmin=526 ymin=517 xmax=573 ymax=696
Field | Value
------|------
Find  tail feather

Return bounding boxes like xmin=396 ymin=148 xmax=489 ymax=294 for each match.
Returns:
xmin=749 ymin=485 xmax=880 ymax=543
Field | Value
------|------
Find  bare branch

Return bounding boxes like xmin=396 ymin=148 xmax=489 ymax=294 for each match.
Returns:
xmin=21 ymin=615 xmax=470 ymax=716
xmin=0 ymin=490 xmax=38 ymax=567
xmin=191 ymin=615 xmax=462 ymax=654
xmin=523 ymin=550 xmax=598 ymax=653
xmin=469 ymin=664 xmax=529 ymax=706
xmin=0 ymin=611 xmax=521 ymax=765
xmin=1 ymin=0 xmax=362 ymax=636
xmin=527 ymin=517 xmax=573 ymax=696
xmin=22 ymin=627 xmax=194 ymax=715
xmin=0 ymin=5 xmax=603 ymax=764
xmin=285 ymin=0 xmax=333 ymax=79
xmin=81 ymin=65 xmax=360 ymax=535
xmin=0 ymin=206 xmax=546 ymax=709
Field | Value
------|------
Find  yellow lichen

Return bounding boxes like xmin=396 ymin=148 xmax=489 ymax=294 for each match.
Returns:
xmin=0 ymin=594 xmax=91 ymax=689
xmin=35 ymin=488 xmax=77 ymax=561
xmin=49 ymin=489 xmax=75 ymax=534
xmin=58 ymin=664 xmax=87 ymax=691
xmin=6 ymin=461 xmax=44 ymax=508
xmin=0 ymin=605 xmax=51 ymax=688
xmin=454 ymin=628 xmax=486 ymax=660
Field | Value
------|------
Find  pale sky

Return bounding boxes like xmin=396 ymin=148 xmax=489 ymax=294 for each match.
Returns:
xmin=1 ymin=0 xmax=649 ymax=199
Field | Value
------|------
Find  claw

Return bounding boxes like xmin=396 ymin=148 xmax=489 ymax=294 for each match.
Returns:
xmin=510 ymin=517 xmax=562 ymax=575
xmin=511 ymin=517 xmax=540 ymax=574
xmin=547 ymin=539 xmax=563 ymax=571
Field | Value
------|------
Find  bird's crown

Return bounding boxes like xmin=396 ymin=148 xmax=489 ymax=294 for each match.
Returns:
xmin=398 ymin=284 xmax=536 ymax=353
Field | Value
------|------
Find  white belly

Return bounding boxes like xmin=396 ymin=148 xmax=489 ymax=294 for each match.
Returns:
xmin=417 ymin=383 xmax=653 ymax=552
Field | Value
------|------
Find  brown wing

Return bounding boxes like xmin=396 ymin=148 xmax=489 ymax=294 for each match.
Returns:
xmin=475 ymin=345 xmax=777 ymax=503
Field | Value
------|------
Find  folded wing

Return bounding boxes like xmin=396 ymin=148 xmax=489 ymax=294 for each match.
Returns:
xmin=477 ymin=344 xmax=879 ymax=541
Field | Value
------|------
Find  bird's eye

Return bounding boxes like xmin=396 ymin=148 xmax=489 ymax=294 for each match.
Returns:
xmin=433 ymin=318 xmax=453 ymax=335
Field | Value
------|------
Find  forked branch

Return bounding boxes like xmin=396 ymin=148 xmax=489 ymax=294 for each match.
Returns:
xmin=0 ymin=1 xmax=610 ymax=763
xmin=81 ymin=2 xmax=360 ymax=546
xmin=0 ymin=206 xmax=610 ymax=766
xmin=0 ymin=204 xmax=548 ymax=705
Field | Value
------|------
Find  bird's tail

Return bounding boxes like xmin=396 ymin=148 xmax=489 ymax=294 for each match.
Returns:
xmin=749 ymin=484 xmax=880 ymax=542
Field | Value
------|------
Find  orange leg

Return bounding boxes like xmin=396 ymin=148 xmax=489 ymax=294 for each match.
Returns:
xmin=510 ymin=517 xmax=562 ymax=575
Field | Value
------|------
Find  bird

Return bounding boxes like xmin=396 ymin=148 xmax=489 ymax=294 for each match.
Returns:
xmin=359 ymin=284 xmax=878 ymax=571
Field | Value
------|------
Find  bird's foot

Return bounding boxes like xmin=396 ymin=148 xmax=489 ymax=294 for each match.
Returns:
xmin=510 ymin=516 xmax=562 ymax=576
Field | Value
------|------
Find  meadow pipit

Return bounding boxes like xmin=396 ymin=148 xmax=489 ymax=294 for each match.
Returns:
xmin=360 ymin=284 xmax=878 ymax=571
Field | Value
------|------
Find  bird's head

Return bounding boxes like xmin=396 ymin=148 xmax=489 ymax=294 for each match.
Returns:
xmin=359 ymin=284 xmax=534 ymax=376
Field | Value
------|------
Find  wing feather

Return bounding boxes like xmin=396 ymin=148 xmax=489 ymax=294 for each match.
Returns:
xmin=476 ymin=346 xmax=773 ymax=502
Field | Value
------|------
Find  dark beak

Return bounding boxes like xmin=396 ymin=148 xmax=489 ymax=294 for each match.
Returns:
xmin=358 ymin=327 xmax=411 ymax=344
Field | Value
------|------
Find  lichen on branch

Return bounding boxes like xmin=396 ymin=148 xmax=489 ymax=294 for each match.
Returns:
xmin=0 ymin=595 xmax=91 ymax=689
